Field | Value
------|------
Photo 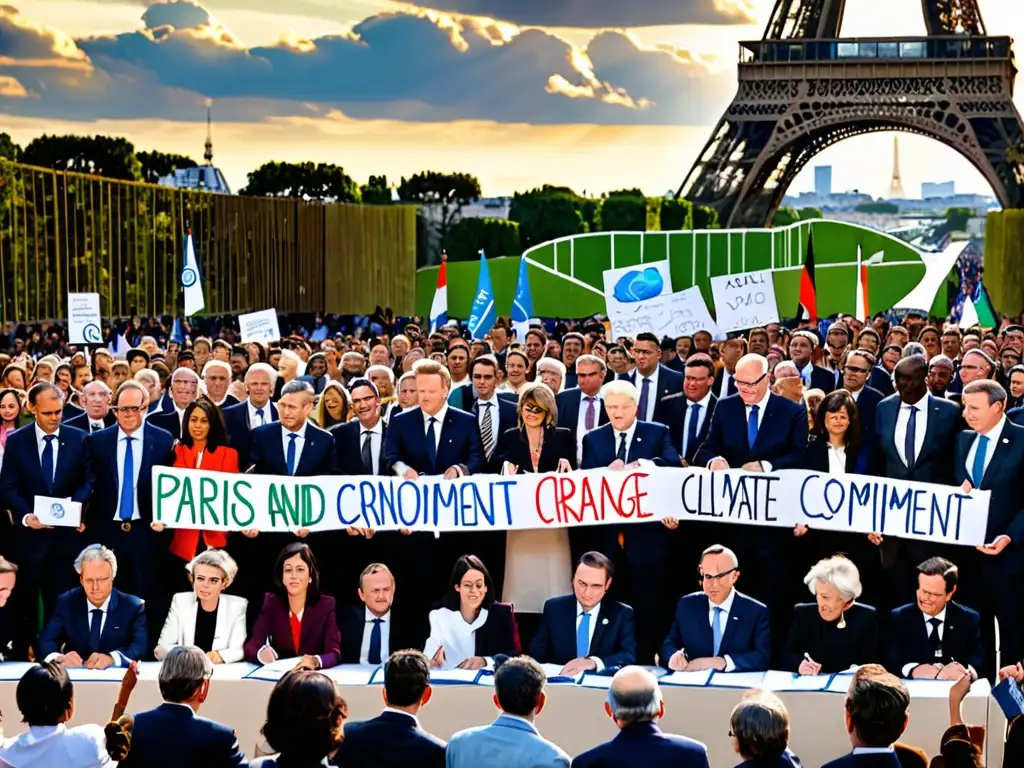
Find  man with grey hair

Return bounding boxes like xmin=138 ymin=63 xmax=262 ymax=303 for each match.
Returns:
xmin=37 ymin=544 xmax=148 ymax=668
xmin=222 ymin=362 xmax=279 ymax=471
xmin=729 ymin=690 xmax=799 ymax=767
xmin=65 ymin=380 xmax=115 ymax=433
xmin=572 ymin=666 xmax=709 ymax=768
xmin=202 ymin=360 xmax=239 ymax=409
xmin=771 ymin=361 xmax=804 ymax=404
xmin=118 ymin=645 xmax=247 ymax=767
xmin=150 ymin=367 xmax=200 ymax=440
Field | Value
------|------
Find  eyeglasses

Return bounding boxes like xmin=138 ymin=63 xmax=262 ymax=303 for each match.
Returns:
xmin=734 ymin=373 xmax=767 ymax=389
xmin=523 ymin=404 xmax=546 ymax=415
xmin=699 ymin=568 xmax=737 ymax=583
xmin=111 ymin=405 xmax=146 ymax=414
xmin=844 ymin=366 xmax=869 ymax=375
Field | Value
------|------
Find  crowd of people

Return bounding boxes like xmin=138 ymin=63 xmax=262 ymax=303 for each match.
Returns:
xmin=1 ymin=309 xmax=1024 ymax=765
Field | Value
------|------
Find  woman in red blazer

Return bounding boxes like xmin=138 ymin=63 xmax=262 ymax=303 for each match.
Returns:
xmin=152 ymin=397 xmax=239 ymax=590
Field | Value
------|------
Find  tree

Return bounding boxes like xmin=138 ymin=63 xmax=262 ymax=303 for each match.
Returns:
xmin=361 ymin=175 xmax=393 ymax=205
xmin=137 ymin=150 xmax=197 ymax=184
xmin=21 ymin=134 xmax=141 ymax=180
xmin=945 ymin=207 xmax=972 ymax=232
xmin=599 ymin=193 xmax=647 ymax=231
xmin=240 ymin=161 xmax=361 ymax=202
xmin=442 ymin=218 xmax=520 ymax=262
xmin=855 ymin=201 xmax=899 ymax=214
xmin=660 ymin=198 xmax=693 ymax=230
xmin=691 ymin=204 xmax=719 ymax=229
xmin=509 ymin=187 xmax=586 ymax=250
xmin=0 ymin=133 xmax=19 ymax=162
xmin=798 ymin=207 xmax=823 ymax=220
xmin=772 ymin=206 xmax=799 ymax=227
xmin=398 ymin=171 xmax=481 ymax=241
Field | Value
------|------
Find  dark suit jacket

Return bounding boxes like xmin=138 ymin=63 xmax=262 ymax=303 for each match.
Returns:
xmin=954 ymin=420 xmax=1024 ymax=574
xmin=852 ymin=386 xmax=883 ymax=467
xmin=869 ymin=366 xmax=895 ymax=397
xmin=659 ymin=591 xmax=771 ymax=671
xmin=83 ymin=423 xmax=176 ymax=525
xmin=65 ymin=410 xmax=116 ymax=434
xmin=822 ymin=752 xmax=901 ymax=768
xmin=625 ymin=365 xmax=684 ymax=416
xmin=658 ymin=392 xmax=717 ymax=464
xmin=872 ymin=395 xmax=959 ymax=484
xmin=37 ymin=587 xmax=148 ymax=664
xmin=529 ymin=595 xmax=636 ymax=670
xmin=243 ymin=592 xmax=342 ymax=668
xmin=713 ymin=368 xmax=738 ymax=400
xmin=331 ymin=419 xmax=389 ymax=475
xmin=149 ymin=410 xmax=184 ymax=442
xmin=451 ymin=385 xmax=518 ymax=413
xmin=222 ymin=400 xmax=279 ymax=470
xmin=555 ymin=388 xmax=609 ymax=449
xmin=572 ymin=722 xmax=710 ymax=768
xmin=780 ymin=603 xmax=878 ymax=673
xmin=802 ymin=436 xmax=869 ymax=475
xmin=494 ymin=425 xmax=575 ymax=473
xmin=120 ymin=703 xmax=246 ymax=768
xmin=248 ymin=422 xmax=335 ymax=476
xmin=581 ymin=421 xmax=681 ymax=469
xmin=0 ymin=424 xmax=90 ymax=559
xmin=693 ymin=393 xmax=808 ymax=470
xmin=886 ymin=601 xmax=983 ymax=676
xmin=0 ymin=604 xmax=29 ymax=661
xmin=332 ymin=710 xmax=446 ymax=768
xmin=1008 ymin=406 xmax=1024 ymax=427
xmin=383 ymin=407 xmax=485 ymax=475
xmin=807 ymin=365 xmax=838 ymax=394
xmin=475 ymin=602 xmax=521 ymax=657
xmin=339 ymin=604 xmax=419 ymax=665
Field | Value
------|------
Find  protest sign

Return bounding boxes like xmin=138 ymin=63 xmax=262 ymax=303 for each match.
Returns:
xmin=606 ymin=286 xmax=722 ymax=340
xmin=152 ymin=466 xmax=989 ymax=547
xmin=68 ymin=293 xmax=102 ymax=344
xmin=710 ymin=269 xmax=780 ymax=333
xmin=238 ymin=309 xmax=281 ymax=343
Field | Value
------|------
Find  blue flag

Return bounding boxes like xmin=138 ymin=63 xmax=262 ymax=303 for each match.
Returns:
xmin=467 ymin=250 xmax=496 ymax=340
xmin=170 ymin=317 xmax=185 ymax=344
xmin=511 ymin=257 xmax=533 ymax=343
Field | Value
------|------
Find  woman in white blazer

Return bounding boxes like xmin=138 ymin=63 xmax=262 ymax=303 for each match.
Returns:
xmin=155 ymin=548 xmax=248 ymax=664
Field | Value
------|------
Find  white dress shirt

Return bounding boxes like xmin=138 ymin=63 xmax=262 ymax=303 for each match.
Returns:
xmin=965 ymin=415 xmax=1005 ymax=486
xmin=361 ymin=420 xmax=384 ymax=476
xmin=576 ymin=600 xmax=606 ymax=672
xmin=423 ymin=607 xmax=493 ymax=670
xmin=359 ymin=607 xmax=392 ymax=664
xmin=174 ymin=405 xmax=187 ymax=434
xmin=681 ymin=392 xmax=712 ymax=457
xmin=575 ymin=393 xmax=603 ymax=465
xmin=798 ymin=361 xmax=814 ymax=387
xmin=0 ymin=723 xmax=115 ymax=767
xmin=281 ymin=422 xmax=308 ymax=472
xmin=247 ymin=400 xmax=273 ymax=429
xmin=827 ymin=442 xmax=847 ymax=475
xmin=709 ymin=588 xmax=738 ymax=672
xmin=115 ymin=427 xmax=142 ymax=521
xmin=635 ymin=367 xmax=660 ymax=422
xmin=894 ymin=393 xmax=930 ymax=467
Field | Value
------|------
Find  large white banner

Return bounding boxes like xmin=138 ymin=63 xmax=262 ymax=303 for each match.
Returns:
xmin=152 ymin=466 xmax=990 ymax=546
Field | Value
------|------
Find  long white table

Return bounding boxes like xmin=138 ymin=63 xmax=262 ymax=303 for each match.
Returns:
xmin=0 ymin=664 xmax=1000 ymax=767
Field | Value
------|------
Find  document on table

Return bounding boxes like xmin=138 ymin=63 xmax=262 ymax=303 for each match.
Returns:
xmin=659 ymin=670 xmax=714 ymax=687
xmin=323 ymin=665 xmax=379 ymax=686
xmin=137 ymin=661 xmax=256 ymax=680
xmin=244 ymin=657 xmax=304 ymax=681
xmin=825 ymin=673 xmax=856 ymax=694
xmin=762 ymin=670 xmax=833 ymax=692
xmin=429 ymin=668 xmax=484 ymax=685
xmin=896 ymin=678 xmax=991 ymax=699
xmin=67 ymin=666 xmax=128 ymax=682
xmin=579 ymin=674 xmax=615 ymax=689
xmin=540 ymin=663 xmax=586 ymax=684
xmin=708 ymin=671 xmax=766 ymax=689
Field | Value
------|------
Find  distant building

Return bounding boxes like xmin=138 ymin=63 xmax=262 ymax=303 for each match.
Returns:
xmin=157 ymin=105 xmax=232 ymax=194
xmin=814 ymin=166 xmax=832 ymax=197
xmin=921 ymin=181 xmax=956 ymax=198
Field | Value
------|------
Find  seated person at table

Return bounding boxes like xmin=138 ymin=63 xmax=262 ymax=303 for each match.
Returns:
xmin=340 ymin=563 xmax=418 ymax=665
xmin=0 ymin=661 xmax=115 ymax=766
xmin=886 ymin=557 xmax=983 ymax=680
xmin=782 ymin=555 xmax=879 ymax=675
xmin=0 ymin=556 xmax=27 ymax=661
xmin=659 ymin=545 xmax=770 ymax=672
xmin=111 ymin=646 xmax=247 ymax=768
xmin=37 ymin=544 xmax=148 ymax=668
xmin=823 ymin=666 xmax=910 ymax=768
xmin=155 ymin=549 xmax=248 ymax=665
xmin=424 ymin=554 xmax=519 ymax=670
xmin=244 ymin=543 xmax=341 ymax=671
xmin=530 ymin=551 xmax=636 ymax=675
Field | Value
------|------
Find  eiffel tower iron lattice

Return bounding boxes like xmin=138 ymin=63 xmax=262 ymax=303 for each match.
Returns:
xmin=677 ymin=0 xmax=1024 ymax=227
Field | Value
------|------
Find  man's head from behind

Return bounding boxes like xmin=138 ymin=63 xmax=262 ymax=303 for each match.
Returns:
xmin=17 ymin=661 xmax=74 ymax=726
xmin=605 ymin=666 xmax=663 ymax=729
xmin=730 ymin=690 xmax=790 ymax=762
xmin=844 ymin=667 xmax=910 ymax=749
xmin=158 ymin=646 xmax=213 ymax=707
xmin=493 ymin=656 xmax=547 ymax=721
xmin=383 ymin=650 xmax=432 ymax=712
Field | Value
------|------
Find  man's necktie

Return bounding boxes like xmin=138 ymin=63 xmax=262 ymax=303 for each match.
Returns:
xmin=480 ymin=403 xmax=494 ymax=458
xmin=928 ymin=617 xmax=942 ymax=658
xmin=368 ymin=618 xmax=383 ymax=665
xmin=712 ymin=606 xmax=725 ymax=656
xmin=615 ymin=432 xmax=627 ymax=462
xmin=426 ymin=417 xmax=438 ymax=471
xmin=91 ymin=422 xmax=103 ymax=434
xmin=584 ymin=397 xmax=595 ymax=431
xmin=41 ymin=434 xmax=56 ymax=493
xmin=905 ymin=405 xmax=918 ymax=469
xmin=90 ymin=608 xmax=103 ymax=652
xmin=286 ymin=433 xmax=298 ymax=476
xmin=972 ymin=434 xmax=989 ymax=487
xmin=747 ymin=405 xmax=759 ymax=451
xmin=685 ymin=403 xmax=701 ymax=458
xmin=256 ymin=408 xmax=266 ymax=426
xmin=118 ymin=436 xmax=134 ymax=521
xmin=576 ymin=612 xmax=591 ymax=658
xmin=361 ymin=431 xmax=374 ymax=474
xmin=637 ymin=378 xmax=651 ymax=420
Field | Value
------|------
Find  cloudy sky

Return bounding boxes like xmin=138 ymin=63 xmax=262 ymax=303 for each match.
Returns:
xmin=3 ymin=0 xmax=1022 ymax=198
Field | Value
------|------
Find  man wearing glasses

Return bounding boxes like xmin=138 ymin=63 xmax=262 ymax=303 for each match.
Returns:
xmin=556 ymin=354 xmax=610 ymax=467
xmin=83 ymin=380 xmax=175 ymax=604
xmin=659 ymin=545 xmax=770 ymax=673
xmin=841 ymin=349 xmax=884 ymax=459
xmin=621 ymin=332 xmax=683 ymax=424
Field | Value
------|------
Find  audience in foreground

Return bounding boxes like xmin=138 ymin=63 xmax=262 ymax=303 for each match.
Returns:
xmin=252 ymin=669 xmax=348 ymax=767
xmin=823 ymin=664 xmax=910 ymax=768
xmin=729 ymin=690 xmax=802 ymax=768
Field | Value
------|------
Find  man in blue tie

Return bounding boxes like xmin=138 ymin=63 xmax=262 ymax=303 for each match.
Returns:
xmin=340 ymin=563 xmax=418 ymax=664
xmin=221 ymin=363 xmax=278 ymax=469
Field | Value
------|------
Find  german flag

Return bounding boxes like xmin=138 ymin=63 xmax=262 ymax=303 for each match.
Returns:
xmin=797 ymin=241 xmax=818 ymax=322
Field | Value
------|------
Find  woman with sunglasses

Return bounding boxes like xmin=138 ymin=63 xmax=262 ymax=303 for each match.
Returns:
xmin=495 ymin=382 xmax=575 ymax=643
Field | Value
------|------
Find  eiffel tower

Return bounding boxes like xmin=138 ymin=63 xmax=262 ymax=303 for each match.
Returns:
xmin=678 ymin=0 xmax=1024 ymax=227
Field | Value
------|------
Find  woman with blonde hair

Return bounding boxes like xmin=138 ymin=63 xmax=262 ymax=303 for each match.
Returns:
xmin=310 ymin=381 xmax=350 ymax=429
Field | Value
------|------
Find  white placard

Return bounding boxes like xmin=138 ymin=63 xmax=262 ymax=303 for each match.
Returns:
xmin=238 ymin=309 xmax=281 ymax=344
xmin=34 ymin=496 xmax=82 ymax=528
xmin=602 ymin=261 xmax=673 ymax=339
xmin=710 ymin=269 xmax=780 ymax=333
xmin=607 ymin=287 xmax=722 ymax=340
xmin=68 ymin=293 xmax=102 ymax=345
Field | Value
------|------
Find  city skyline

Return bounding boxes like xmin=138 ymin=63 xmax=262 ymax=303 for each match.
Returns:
xmin=2 ymin=0 xmax=1021 ymax=200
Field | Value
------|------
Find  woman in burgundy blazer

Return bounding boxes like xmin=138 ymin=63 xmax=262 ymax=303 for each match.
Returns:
xmin=244 ymin=543 xmax=342 ymax=670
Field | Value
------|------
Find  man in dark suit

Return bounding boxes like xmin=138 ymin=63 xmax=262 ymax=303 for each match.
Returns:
xmin=83 ymin=380 xmax=175 ymax=603
xmin=886 ymin=557 xmax=983 ymax=680
xmin=840 ymin=349 xmax=883 ymax=466
xmin=64 ymin=380 xmax=116 ymax=434
xmin=789 ymin=330 xmax=836 ymax=393
xmin=822 ymin=668 xmax=910 ymax=768
xmin=620 ymin=332 xmax=684 ymax=425
xmin=149 ymin=368 xmax=200 ymax=442
xmin=465 ymin=356 xmax=517 ymax=471
xmin=581 ymin=379 xmax=681 ymax=662
xmin=340 ymin=563 xmax=419 ymax=665
xmin=37 ymin=543 xmax=148 ymax=667
xmin=530 ymin=551 xmax=636 ymax=674
xmin=712 ymin=337 xmax=746 ymax=399
xmin=572 ymin=666 xmax=710 ymax=768
xmin=561 ymin=332 xmax=585 ymax=390
xmin=332 ymin=649 xmax=446 ymax=768
xmin=555 ymin=354 xmax=610 ymax=466
xmin=659 ymin=354 xmax=717 ymax=465
xmin=221 ymin=363 xmax=278 ymax=470
xmin=945 ymin=349 xmax=995 ymax=410
xmin=660 ymin=545 xmax=770 ymax=672
xmin=0 ymin=383 xmax=91 ymax=630
xmin=120 ymin=645 xmax=246 ymax=767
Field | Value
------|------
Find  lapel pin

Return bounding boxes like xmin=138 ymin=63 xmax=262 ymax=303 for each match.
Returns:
xmin=602 ymin=618 xmax=609 ymax=625
xmin=1003 ymin=438 xmax=1010 ymax=444
xmin=636 ymin=437 xmax=642 ymax=442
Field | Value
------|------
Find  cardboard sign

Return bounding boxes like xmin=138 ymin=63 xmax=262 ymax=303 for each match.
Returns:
xmin=238 ymin=309 xmax=281 ymax=344
xmin=710 ymin=269 xmax=780 ymax=333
